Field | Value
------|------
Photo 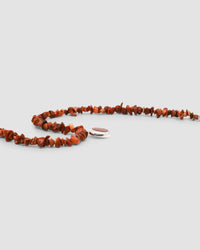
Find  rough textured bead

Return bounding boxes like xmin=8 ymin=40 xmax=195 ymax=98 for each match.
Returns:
xmin=70 ymin=135 xmax=80 ymax=145
xmin=37 ymin=137 xmax=46 ymax=147
xmin=55 ymin=138 xmax=61 ymax=148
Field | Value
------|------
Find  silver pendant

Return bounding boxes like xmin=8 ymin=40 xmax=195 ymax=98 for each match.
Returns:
xmin=89 ymin=127 xmax=110 ymax=138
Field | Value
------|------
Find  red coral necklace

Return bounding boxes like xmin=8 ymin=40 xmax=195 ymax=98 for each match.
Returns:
xmin=0 ymin=103 xmax=199 ymax=148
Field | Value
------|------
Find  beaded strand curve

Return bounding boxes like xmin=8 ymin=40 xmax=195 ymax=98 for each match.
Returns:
xmin=0 ymin=103 xmax=199 ymax=148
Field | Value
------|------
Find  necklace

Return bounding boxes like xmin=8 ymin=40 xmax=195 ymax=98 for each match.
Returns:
xmin=0 ymin=103 xmax=199 ymax=148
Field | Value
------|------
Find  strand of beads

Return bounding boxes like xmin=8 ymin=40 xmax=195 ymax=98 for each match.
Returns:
xmin=0 ymin=104 xmax=199 ymax=148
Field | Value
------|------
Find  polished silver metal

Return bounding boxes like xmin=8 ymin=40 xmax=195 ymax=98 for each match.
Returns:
xmin=89 ymin=127 xmax=110 ymax=138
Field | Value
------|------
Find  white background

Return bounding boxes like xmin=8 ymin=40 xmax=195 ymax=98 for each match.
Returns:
xmin=0 ymin=1 xmax=200 ymax=249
